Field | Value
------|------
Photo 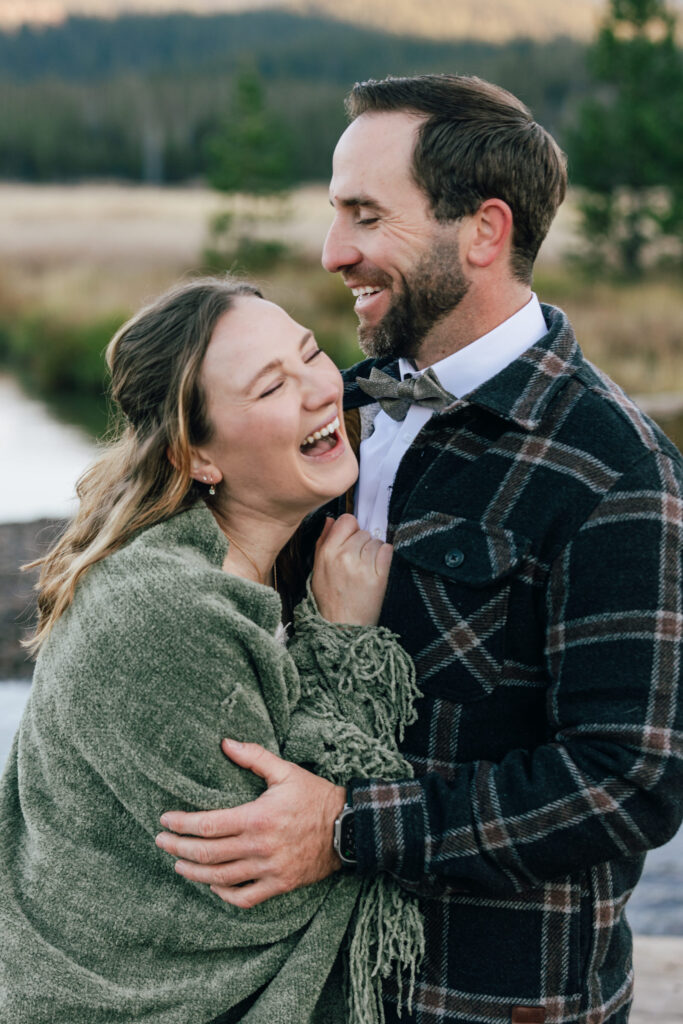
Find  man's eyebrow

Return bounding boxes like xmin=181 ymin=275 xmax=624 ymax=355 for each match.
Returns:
xmin=245 ymin=331 xmax=314 ymax=392
xmin=328 ymin=195 xmax=388 ymax=214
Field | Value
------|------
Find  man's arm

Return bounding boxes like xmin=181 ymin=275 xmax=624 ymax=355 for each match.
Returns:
xmin=156 ymin=738 xmax=346 ymax=907
xmin=158 ymin=451 xmax=683 ymax=900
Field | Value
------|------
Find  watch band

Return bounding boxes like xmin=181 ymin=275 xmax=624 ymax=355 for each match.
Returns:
xmin=333 ymin=803 xmax=357 ymax=867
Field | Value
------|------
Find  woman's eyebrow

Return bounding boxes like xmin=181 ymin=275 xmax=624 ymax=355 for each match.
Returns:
xmin=245 ymin=331 xmax=314 ymax=392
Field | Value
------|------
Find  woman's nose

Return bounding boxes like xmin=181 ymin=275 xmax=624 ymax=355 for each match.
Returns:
xmin=304 ymin=369 xmax=340 ymax=411
xmin=321 ymin=220 xmax=360 ymax=274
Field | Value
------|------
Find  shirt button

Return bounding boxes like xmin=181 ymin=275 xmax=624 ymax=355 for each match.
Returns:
xmin=402 ymin=431 xmax=412 ymax=442
xmin=372 ymin=528 xmax=382 ymax=538
xmin=444 ymin=549 xmax=465 ymax=568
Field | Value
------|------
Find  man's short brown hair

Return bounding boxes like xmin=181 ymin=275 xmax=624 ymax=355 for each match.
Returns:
xmin=346 ymin=74 xmax=567 ymax=284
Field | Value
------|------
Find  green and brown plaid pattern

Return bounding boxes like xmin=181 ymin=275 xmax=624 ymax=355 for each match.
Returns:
xmin=337 ymin=306 xmax=683 ymax=1024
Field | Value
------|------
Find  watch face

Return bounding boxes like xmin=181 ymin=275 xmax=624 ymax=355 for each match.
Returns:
xmin=337 ymin=807 xmax=356 ymax=865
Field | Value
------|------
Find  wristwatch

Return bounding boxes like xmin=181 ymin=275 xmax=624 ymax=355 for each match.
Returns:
xmin=333 ymin=803 xmax=357 ymax=867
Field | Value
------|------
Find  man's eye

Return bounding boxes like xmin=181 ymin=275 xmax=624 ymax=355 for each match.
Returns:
xmin=305 ymin=348 xmax=323 ymax=361
xmin=357 ymin=217 xmax=379 ymax=226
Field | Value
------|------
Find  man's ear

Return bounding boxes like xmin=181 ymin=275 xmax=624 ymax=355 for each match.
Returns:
xmin=465 ymin=199 xmax=514 ymax=269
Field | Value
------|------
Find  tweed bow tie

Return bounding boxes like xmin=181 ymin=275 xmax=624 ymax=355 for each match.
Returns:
xmin=357 ymin=366 xmax=455 ymax=421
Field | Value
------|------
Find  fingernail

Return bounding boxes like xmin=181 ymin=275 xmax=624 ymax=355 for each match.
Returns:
xmin=160 ymin=814 xmax=171 ymax=827
xmin=222 ymin=738 xmax=243 ymax=749
xmin=175 ymin=862 xmax=188 ymax=876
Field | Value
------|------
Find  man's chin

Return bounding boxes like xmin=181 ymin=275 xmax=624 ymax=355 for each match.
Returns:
xmin=358 ymin=322 xmax=416 ymax=361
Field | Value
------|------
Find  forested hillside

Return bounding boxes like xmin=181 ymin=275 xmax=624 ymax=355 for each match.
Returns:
xmin=0 ymin=10 xmax=588 ymax=183
xmin=0 ymin=0 xmax=603 ymax=42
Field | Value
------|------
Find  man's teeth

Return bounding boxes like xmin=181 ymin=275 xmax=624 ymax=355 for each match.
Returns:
xmin=351 ymin=286 xmax=382 ymax=297
xmin=302 ymin=416 xmax=340 ymax=447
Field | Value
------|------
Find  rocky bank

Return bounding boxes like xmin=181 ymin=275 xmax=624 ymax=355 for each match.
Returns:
xmin=0 ymin=519 xmax=65 ymax=678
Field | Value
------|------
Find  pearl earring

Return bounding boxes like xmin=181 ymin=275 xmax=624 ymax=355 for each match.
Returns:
xmin=209 ymin=483 xmax=216 ymax=496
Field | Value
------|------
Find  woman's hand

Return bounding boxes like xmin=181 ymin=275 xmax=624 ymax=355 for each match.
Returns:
xmin=311 ymin=514 xmax=393 ymax=626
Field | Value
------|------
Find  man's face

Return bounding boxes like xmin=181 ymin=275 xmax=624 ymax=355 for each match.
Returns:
xmin=322 ymin=111 xmax=469 ymax=361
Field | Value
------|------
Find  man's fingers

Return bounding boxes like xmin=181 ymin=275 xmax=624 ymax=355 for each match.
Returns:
xmin=221 ymin=739 xmax=291 ymax=785
xmin=210 ymin=879 xmax=281 ymax=909
xmin=159 ymin=804 xmax=247 ymax=838
xmin=155 ymin=831 xmax=249 ymax=864
xmin=175 ymin=858 xmax=260 ymax=887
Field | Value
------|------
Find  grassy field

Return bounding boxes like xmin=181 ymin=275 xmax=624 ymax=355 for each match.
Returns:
xmin=1 ymin=182 xmax=682 ymax=435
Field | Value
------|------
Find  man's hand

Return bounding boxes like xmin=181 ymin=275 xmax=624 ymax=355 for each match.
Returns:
xmin=155 ymin=738 xmax=347 ymax=908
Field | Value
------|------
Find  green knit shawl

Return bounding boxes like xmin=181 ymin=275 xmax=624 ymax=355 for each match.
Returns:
xmin=0 ymin=505 xmax=423 ymax=1024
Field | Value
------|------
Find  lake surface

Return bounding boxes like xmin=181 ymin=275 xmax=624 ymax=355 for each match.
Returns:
xmin=0 ymin=374 xmax=96 ymax=523
xmin=0 ymin=680 xmax=681 ymax=936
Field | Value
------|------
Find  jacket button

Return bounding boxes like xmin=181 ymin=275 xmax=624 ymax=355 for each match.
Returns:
xmin=444 ymin=549 xmax=465 ymax=568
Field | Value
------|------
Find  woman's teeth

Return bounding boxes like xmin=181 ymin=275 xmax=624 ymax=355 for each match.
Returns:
xmin=302 ymin=416 xmax=340 ymax=448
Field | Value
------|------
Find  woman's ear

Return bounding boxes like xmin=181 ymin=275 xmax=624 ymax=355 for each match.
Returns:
xmin=465 ymin=198 xmax=514 ymax=269
xmin=166 ymin=444 xmax=222 ymax=487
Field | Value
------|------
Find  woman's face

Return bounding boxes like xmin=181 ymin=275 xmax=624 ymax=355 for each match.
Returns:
xmin=195 ymin=296 xmax=358 ymax=523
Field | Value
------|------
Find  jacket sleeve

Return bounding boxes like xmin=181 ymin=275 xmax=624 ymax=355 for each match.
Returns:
xmin=348 ymin=449 xmax=683 ymax=891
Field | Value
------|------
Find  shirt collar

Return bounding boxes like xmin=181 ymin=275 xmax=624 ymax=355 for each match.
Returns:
xmin=343 ymin=303 xmax=585 ymax=432
xmin=399 ymin=293 xmax=547 ymax=397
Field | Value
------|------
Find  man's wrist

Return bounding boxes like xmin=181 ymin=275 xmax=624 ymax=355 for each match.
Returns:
xmin=333 ymin=801 xmax=357 ymax=868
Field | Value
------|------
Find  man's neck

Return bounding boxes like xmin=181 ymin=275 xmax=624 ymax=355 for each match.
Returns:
xmin=414 ymin=280 xmax=532 ymax=369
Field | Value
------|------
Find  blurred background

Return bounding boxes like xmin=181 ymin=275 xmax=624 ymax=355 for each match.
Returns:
xmin=1 ymin=0 xmax=683 ymax=979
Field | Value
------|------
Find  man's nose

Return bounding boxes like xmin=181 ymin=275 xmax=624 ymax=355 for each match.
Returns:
xmin=321 ymin=220 xmax=360 ymax=274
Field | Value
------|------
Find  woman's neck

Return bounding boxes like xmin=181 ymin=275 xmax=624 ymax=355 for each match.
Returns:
xmin=209 ymin=501 xmax=299 ymax=586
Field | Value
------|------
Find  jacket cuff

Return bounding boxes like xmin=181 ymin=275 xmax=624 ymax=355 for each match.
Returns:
xmin=348 ymin=777 xmax=427 ymax=882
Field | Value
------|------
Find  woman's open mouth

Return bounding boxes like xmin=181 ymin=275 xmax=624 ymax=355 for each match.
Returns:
xmin=299 ymin=415 xmax=342 ymax=458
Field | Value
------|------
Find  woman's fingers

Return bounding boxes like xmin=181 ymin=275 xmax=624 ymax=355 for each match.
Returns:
xmin=311 ymin=514 xmax=393 ymax=626
xmin=374 ymin=541 xmax=394 ymax=577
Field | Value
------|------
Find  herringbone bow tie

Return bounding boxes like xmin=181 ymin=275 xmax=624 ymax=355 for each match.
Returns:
xmin=357 ymin=366 xmax=455 ymax=421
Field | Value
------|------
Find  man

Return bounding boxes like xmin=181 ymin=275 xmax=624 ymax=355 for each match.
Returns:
xmin=157 ymin=75 xmax=683 ymax=1023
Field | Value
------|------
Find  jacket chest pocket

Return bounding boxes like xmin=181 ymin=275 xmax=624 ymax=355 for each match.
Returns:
xmin=388 ymin=515 xmax=530 ymax=703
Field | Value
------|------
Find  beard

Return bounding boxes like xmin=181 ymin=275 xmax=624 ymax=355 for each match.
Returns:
xmin=357 ymin=236 xmax=470 ymax=361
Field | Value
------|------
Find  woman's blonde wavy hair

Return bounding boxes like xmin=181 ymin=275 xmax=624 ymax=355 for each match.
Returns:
xmin=26 ymin=275 xmax=262 ymax=654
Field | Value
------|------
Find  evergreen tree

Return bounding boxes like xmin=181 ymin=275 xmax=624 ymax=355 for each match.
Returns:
xmin=569 ymin=0 xmax=683 ymax=276
xmin=206 ymin=65 xmax=295 ymax=196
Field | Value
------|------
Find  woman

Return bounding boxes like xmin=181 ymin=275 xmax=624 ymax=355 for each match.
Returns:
xmin=0 ymin=277 xmax=423 ymax=1024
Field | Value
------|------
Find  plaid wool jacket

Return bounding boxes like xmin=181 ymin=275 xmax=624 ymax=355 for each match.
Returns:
xmin=333 ymin=305 xmax=683 ymax=1024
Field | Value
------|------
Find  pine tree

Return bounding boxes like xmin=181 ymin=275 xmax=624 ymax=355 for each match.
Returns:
xmin=569 ymin=0 xmax=683 ymax=276
xmin=206 ymin=65 xmax=295 ymax=196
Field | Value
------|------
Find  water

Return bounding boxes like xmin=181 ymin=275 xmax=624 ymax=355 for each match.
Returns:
xmin=0 ymin=374 xmax=96 ymax=523
xmin=0 ymin=680 xmax=681 ymax=936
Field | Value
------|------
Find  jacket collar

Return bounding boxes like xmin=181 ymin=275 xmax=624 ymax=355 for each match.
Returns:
xmin=342 ymin=305 xmax=584 ymax=433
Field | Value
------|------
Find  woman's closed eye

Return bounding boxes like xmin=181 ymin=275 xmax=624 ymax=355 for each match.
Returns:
xmin=259 ymin=379 xmax=284 ymax=398
xmin=258 ymin=349 xmax=322 ymax=398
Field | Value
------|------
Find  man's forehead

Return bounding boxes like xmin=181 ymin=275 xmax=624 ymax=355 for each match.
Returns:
xmin=329 ymin=111 xmax=423 ymax=202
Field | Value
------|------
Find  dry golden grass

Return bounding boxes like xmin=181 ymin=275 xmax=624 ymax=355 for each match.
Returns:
xmin=1 ymin=182 xmax=682 ymax=400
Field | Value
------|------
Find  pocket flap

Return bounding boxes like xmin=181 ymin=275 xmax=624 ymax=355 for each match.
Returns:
xmin=393 ymin=513 xmax=530 ymax=587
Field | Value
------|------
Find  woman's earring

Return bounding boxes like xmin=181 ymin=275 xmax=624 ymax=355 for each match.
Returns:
xmin=209 ymin=483 xmax=216 ymax=496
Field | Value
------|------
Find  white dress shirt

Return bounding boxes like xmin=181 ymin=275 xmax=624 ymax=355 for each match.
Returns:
xmin=355 ymin=293 xmax=548 ymax=540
